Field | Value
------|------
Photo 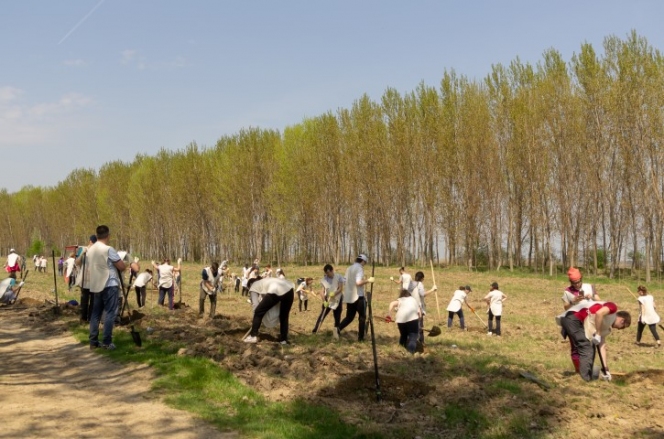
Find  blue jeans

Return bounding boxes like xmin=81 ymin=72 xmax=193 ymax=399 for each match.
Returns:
xmin=89 ymin=286 xmax=119 ymax=346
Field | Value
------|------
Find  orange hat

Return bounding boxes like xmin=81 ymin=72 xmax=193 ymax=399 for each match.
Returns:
xmin=567 ymin=267 xmax=581 ymax=282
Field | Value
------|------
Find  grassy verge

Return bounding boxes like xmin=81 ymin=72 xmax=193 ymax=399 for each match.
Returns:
xmin=70 ymin=325 xmax=379 ymax=439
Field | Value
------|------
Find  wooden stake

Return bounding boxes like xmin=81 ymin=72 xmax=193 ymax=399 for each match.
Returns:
xmin=430 ymin=260 xmax=442 ymax=322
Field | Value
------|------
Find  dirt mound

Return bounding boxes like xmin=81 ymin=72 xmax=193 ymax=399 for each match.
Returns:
xmin=321 ymin=372 xmax=434 ymax=404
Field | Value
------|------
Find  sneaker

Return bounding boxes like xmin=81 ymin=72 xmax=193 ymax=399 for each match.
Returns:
xmin=89 ymin=343 xmax=99 ymax=350
xmin=101 ymin=343 xmax=116 ymax=350
xmin=333 ymin=327 xmax=340 ymax=340
xmin=243 ymin=335 xmax=258 ymax=343
xmin=246 ymin=299 xmax=252 ymax=304
xmin=279 ymin=340 xmax=290 ymax=345
xmin=487 ymin=332 xmax=493 ymax=336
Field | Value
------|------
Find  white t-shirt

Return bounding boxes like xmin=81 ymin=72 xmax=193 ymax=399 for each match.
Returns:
xmin=344 ymin=262 xmax=365 ymax=303
xmin=638 ymin=295 xmax=660 ymax=325
xmin=249 ymin=278 xmax=295 ymax=297
xmin=133 ymin=272 xmax=153 ymax=288
xmin=40 ymin=257 xmax=47 ymax=268
xmin=399 ymin=273 xmax=412 ymax=291
xmin=65 ymin=257 xmax=76 ymax=276
xmin=395 ymin=296 xmax=420 ymax=323
xmin=410 ymin=281 xmax=426 ymax=314
xmin=158 ymin=264 xmax=174 ymax=288
xmin=446 ymin=290 xmax=467 ymax=312
xmin=321 ymin=273 xmax=345 ymax=310
xmin=484 ymin=289 xmax=505 ymax=316
xmin=296 ymin=281 xmax=309 ymax=300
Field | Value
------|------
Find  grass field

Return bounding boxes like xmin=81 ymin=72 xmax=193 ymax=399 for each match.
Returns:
xmin=6 ymin=262 xmax=664 ymax=438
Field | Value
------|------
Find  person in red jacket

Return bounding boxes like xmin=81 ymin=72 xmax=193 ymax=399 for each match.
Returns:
xmin=558 ymin=301 xmax=630 ymax=381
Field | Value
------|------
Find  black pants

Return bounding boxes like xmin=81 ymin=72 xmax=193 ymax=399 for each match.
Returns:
xmin=448 ymin=310 xmax=465 ymax=329
xmin=398 ymin=319 xmax=420 ymax=353
xmin=636 ymin=321 xmax=660 ymax=342
xmin=135 ymin=286 xmax=146 ymax=308
xmin=338 ymin=297 xmax=367 ymax=341
xmin=488 ymin=310 xmax=502 ymax=335
xmin=560 ymin=313 xmax=594 ymax=381
xmin=312 ymin=302 xmax=343 ymax=333
xmin=80 ymin=288 xmax=94 ymax=322
xmin=250 ymin=289 xmax=294 ymax=342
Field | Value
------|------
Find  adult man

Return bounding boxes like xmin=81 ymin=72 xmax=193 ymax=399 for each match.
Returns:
xmin=557 ymin=300 xmax=631 ymax=381
xmin=244 ymin=277 xmax=295 ymax=344
xmin=88 ymin=225 xmax=126 ymax=350
xmin=561 ymin=267 xmax=600 ymax=373
xmin=0 ymin=272 xmax=23 ymax=304
xmin=337 ymin=254 xmax=375 ymax=341
xmin=5 ymin=249 xmax=21 ymax=274
xmin=75 ymin=235 xmax=97 ymax=323
xmin=199 ymin=262 xmax=221 ymax=317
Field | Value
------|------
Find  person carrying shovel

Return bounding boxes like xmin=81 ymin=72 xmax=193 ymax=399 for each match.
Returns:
xmin=556 ymin=300 xmax=631 ymax=381
xmin=446 ymin=285 xmax=473 ymax=330
xmin=561 ymin=267 xmax=600 ymax=373
xmin=312 ymin=264 xmax=345 ymax=336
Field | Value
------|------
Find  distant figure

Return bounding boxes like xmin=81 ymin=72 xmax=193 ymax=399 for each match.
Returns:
xmin=4 ymin=249 xmax=21 ymax=274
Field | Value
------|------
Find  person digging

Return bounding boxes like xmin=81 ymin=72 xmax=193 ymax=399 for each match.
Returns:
xmin=556 ymin=301 xmax=631 ymax=381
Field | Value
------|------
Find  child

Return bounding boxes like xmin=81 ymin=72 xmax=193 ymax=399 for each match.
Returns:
xmin=296 ymin=277 xmax=313 ymax=312
xmin=636 ymin=285 xmax=661 ymax=347
xmin=388 ymin=289 xmax=421 ymax=354
xmin=446 ymin=285 xmax=474 ymax=330
xmin=484 ymin=282 xmax=507 ymax=336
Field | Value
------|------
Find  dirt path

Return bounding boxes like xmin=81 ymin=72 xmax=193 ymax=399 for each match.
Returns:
xmin=0 ymin=311 xmax=237 ymax=439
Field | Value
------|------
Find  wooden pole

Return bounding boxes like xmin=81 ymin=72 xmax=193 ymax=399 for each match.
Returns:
xmin=430 ymin=260 xmax=442 ymax=322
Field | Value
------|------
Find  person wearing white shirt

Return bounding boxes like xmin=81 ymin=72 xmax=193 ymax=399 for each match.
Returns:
xmin=387 ymin=289 xmax=421 ymax=354
xmin=337 ymin=254 xmax=375 ymax=341
xmin=244 ymin=277 xmax=295 ymax=344
xmin=410 ymin=271 xmax=437 ymax=344
xmin=484 ymin=282 xmax=507 ymax=336
xmin=446 ymin=285 xmax=473 ymax=330
xmin=132 ymin=269 xmax=153 ymax=308
xmin=312 ymin=264 xmax=345 ymax=335
xmin=390 ymin=267 xmax=412 ymax=292
xmin=152 ymin=258 xmax=181 ymax=310
xmin=636 ymin=285 xmax=661 ymax=347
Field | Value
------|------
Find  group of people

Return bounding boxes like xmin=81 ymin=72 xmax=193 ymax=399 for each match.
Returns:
xmin=32 ymin=255 xmax=48 ymax=273
xmin=4 ymin=239 xmax=660 ymax=383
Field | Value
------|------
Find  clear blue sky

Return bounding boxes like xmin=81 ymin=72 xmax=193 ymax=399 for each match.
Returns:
xmin=1 ymin=1 xmax=661 ymax=192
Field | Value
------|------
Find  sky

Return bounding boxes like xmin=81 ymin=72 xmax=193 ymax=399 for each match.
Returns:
xmin=1 ymin=1 xmax=662 ymax=192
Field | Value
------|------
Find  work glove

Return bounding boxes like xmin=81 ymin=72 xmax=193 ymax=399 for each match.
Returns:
xmin=18 ymin=282 xmax=24 ymax=288
xmin=323 ymin=301 xmax=329 ymax=307
xmin=600 ymin=371 xmax=612 ymax=381
xmin=591 ymin=333 xmax=601 ymax=346
xmin=329 ymin=291 xmax=335 ymax=297
xmin=134 ymin=257 xmax=139 ymax=263
xmin=433 ymin=285 xmax=438 ymax=291
xmin=389 ymin=276 xmax=394 ymax=281
xmin=367 ymin=277 xmax=375 ymax=283
xmin=177 ymin=258 xmax=182 ymax=264
xmin=385 ymin=315 xmax=392 ymax=323
xmin=151 ymin=260 xmax=156 ymax=266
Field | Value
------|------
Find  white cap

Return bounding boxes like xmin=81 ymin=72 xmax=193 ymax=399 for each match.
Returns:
xmin=10 ymin=248 xmax=15 ymax=252
xmin=358 ymin=254 xmax=369 ymax=263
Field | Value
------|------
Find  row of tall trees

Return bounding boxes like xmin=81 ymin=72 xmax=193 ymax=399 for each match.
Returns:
xmin=3 ymin=32 xmax=664 ymax=278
